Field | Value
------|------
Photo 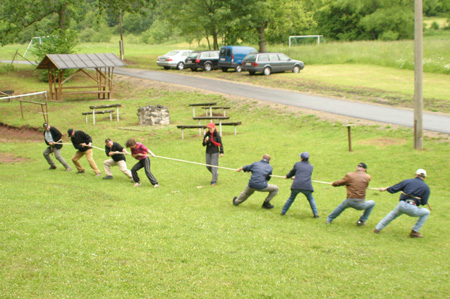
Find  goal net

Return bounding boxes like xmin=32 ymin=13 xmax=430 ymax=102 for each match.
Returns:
xmin=289 ymin=35 xmax=324 ymax=47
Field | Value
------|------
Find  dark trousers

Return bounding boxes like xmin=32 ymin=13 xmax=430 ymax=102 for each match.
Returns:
xmin=131 ymin=157 xmax=158 ymax=185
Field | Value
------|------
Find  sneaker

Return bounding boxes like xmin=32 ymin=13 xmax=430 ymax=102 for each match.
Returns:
xmin=95 ymin=173 xmax=102 ymax=177
xmin=154 ymin=184 xmax=160 ymax=188
xmin=356 ymin=219 xmax=366 ymax=226
xmin=410 ymin=230 xmax=423 ymax=238
xmin=262 ymin=201 xmax=274 ymax=209
xmin=232 ymin=196 xmax=239 ymax=206
xmin=49 ymin=165 xmax=57 ymax=170
xmin=77 ymin=170 xmax=85 ymax=174
xmin=133 ymin=182 xmax=141 ymax=187
xmin=211 ymin=183 xmax=216 ymax=186
xmin=65 ymin=167 xmax=72 ymax=171
xmin=314 ymin=214 xmax=320 ymax=218
xmin=280 ymin=212 xmax=286 ymax=216
xmin=103 ymin=175 xmax=113 ymax=180
xmin=374 ymin=228 xmax=380 ymax=234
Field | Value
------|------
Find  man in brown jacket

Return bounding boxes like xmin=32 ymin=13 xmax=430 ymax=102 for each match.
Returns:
xmin=326 ymin=162 xmax=375 ymax=225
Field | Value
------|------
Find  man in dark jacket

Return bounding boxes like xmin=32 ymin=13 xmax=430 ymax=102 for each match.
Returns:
xmin=327 ymin=162 xmax=375 ymax=225
xmin=43 ymin=123 xmax=71 ymax=171
xmin=281 ymin=152 xmax=319 ymax=218
xmin=232 ymin=154 xmax=279 ymax=209
xmin=67 ymin=128 xmax=101 ymax=176
xmin=103 ymin=138 xmax=132 ymax=180
xmin=374 ymin=169 xmax=431 ymax=238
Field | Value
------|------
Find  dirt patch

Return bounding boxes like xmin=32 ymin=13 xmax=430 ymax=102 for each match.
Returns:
xmin=0 ymin=122 xmax=42 ymax=143
xmin=0 ymin=152 xmax=28 ymax=164
xmin=359 ymin=137 xmax=408 ymax=147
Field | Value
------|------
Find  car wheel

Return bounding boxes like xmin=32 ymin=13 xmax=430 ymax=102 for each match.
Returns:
xmin=204 ymin=63 xmax=212 ymax=72
xmin=163 ymin=66 xmax=170 ymax=70
xmin=293 ymin=65 xmax=301 ymax=73
xmin=191 ymin=68 xmax=197 ymax=72
xmin=177 ymin=62 xmax=184 ymax=70
xmin=221 ymin=68 xmax=228 ymax=72
xmin=235 ymin=65 xmax=242 ymax=72
xmin=249 ymin=71 xmax=256 ymax=75
xmin=263 ymin=67 xmax=271 ymax=76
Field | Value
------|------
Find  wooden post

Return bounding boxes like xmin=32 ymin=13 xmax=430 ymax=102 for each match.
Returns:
xmin=20 ymin=101 xmax=24 ymax=119
xmin=414 ymin=0 xmax=423 ymax=150
xmin=343 ymin=124 xmax=355 ymax=152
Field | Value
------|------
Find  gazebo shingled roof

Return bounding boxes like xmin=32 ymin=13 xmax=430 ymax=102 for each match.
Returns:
xmin=37 ymin=53 xmax=126 ymax=70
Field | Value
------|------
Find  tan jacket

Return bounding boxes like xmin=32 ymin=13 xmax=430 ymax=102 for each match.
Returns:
xmin=332 ymin=170 xmax=371 ymax=199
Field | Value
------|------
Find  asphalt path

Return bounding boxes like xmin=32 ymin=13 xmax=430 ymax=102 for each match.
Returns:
xmin=2 ymin=60 xmax=449 ymax=134
xmin=115 ymin=68 xmax=450 ymax=134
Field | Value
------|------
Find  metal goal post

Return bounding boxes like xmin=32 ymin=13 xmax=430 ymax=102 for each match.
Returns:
xmin=289 ymin=35 xmax=324 ymax=47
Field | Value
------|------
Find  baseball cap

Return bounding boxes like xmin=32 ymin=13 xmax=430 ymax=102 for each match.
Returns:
xmin=299 ymin=152 xmax=310 ymax=160
xmin=358 ymin=162 xmax=367 ymax=169
xmin=416 ymin=169 xmax=427 ymax=177
xmin=67 ymin=128 xmax=73 ymax=137
xmin=206 ymin=123 xmax=216 ymax=129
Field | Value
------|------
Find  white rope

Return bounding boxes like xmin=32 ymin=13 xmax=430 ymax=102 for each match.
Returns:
xmin=154 ymin=155 xmax=237 ymax=171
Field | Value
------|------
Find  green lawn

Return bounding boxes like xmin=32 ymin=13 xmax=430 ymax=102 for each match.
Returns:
xmin=0 ymin=72 xmax=449 ymax=298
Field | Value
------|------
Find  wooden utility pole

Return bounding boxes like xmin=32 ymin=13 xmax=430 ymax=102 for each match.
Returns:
xmin=119 ymin=11 xmax=124 ymax=60
xmin=414 ymin=0 xmax=423 ymax=149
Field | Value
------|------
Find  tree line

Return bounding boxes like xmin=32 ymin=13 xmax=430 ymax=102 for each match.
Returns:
xmin=1 ymin=0 xmax=449 ymax=52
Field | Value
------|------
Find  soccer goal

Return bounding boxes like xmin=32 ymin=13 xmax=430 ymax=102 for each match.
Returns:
xmin=23 ymin=37 xmax=43 ymax=57
xmin=289 ymin=35 xmax=324 ymax=47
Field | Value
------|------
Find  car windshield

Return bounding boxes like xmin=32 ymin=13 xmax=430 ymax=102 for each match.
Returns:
xmin=278 ymin=53 xmax=291 ymax=61
xmin=165 ymin=50 xmax=180 ymax=56
xmin=243 ymin=54 xmax=257 ymax=62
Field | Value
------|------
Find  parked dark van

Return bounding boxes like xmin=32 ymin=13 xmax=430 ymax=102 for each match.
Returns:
xmin=185 ymin=50 xmax=220 ymax=71
xmin=218 ymin=46 xmax=258 ymax=72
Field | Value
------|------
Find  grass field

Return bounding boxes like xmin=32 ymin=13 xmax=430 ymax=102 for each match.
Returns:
xmin=0 ymin=70 xmax=449 ymax=297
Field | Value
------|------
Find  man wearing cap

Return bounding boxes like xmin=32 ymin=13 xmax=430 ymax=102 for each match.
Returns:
xmin=232 ymin=154 xmax=279 ymax=209
xmin=281 ymin=152 xmax=319 ymax=218
xmin=42 ymin=123 xmax=71 ymax=171
xmin=103 ymin=138 xmax=133 ymax=180
xmin=67 ymin=128 xmax=101 ymax=176
xmin=327 ymin=162 xmax=375 ymax=225
xmin=374 ymin=169 xmax=431 ymax=238
xmin=202 ymin=122 xmax=223 ymax=186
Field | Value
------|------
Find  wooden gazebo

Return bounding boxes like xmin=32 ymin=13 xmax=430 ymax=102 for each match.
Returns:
xmin=36 ymin=53 xmax=126 ymax=101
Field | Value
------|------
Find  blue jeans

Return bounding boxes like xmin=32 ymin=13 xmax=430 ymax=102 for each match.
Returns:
xmin=327 ymin=198 xmax=375 ymax=223
xmin=281 ymin=189 xmax=318 ymax=215
xmin=375 ymin=201 xmax=430 ymax=232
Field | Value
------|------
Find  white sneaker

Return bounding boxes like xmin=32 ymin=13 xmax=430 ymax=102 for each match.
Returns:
xmin=154 ymin=184 xmax=160 ymax=188
xmin=133 ymin=182 xmax=141 ymax=187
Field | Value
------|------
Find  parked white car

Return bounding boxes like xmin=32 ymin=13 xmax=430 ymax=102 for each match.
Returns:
xmin=157 ymin=50 xmax=193 ymax=70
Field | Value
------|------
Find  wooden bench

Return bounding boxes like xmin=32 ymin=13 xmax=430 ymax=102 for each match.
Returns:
xmin=88 ymin=104 xmax=122 ymax=125
xmin=201 ymin=106 xmax=231 ymax=117
xmin=82 ymin=110 xmax=114 ymax=124
xmin=176 ymin=125 xmax=207 ymax=139
xmin=176 ymin=122 xmax=242 ymax=139
xmin=189 ymin=102 xmax=216 ymax=117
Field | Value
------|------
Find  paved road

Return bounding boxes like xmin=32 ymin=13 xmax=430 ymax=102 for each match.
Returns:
xmin=115 ymin=68 xmax=450 ymax=134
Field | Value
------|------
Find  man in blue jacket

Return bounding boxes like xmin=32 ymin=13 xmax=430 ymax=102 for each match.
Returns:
xmin=232 ymin=154 xmax=279 ymax=209
xmin=281 ymin=152 xmax=319 ymax=218
xmin=374 ymin=169 xmax=431 ymax=238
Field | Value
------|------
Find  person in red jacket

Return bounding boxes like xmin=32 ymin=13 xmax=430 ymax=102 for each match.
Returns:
xmin=202 ymin=123 xmax=223 ymax=186
xmin=126 ymin=139 xmax=159 ymax=188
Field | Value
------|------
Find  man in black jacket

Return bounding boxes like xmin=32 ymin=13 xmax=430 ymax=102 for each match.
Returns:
xmin=67 ymin=128 xmax=101 ymax=176
xmin=43 ymin=123 xmax=71 ymax=171
xmin=103 ymin=138 xmax=133 ymax=180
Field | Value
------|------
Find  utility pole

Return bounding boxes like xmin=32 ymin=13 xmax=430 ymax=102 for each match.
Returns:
xmin=119 ymin=10 xmax=124 ymax=60
xmin=414 ymin=0 xmax=423 ymax=149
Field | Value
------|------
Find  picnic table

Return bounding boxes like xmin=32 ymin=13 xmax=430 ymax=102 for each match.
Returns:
xmin=201 ymin=106 xmax=231 ymax=117
xmin=193 ymin=116 xmax=230 ymax=136
xmin=86 ymin=104 xmax=122 ymax=125
xmin=189 ymin=102 xmax=216 ymax=117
